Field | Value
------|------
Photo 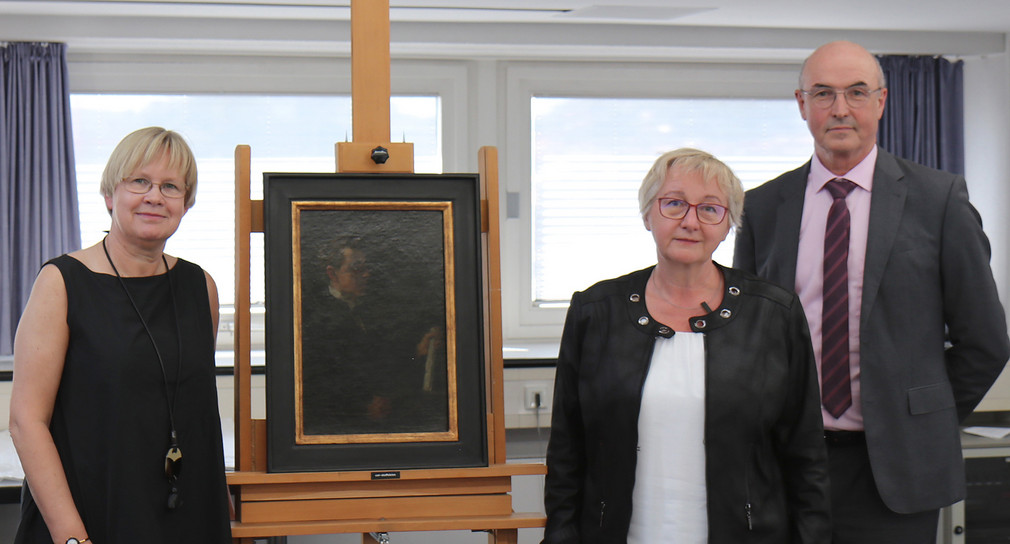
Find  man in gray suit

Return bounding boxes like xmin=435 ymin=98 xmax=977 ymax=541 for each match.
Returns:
xmin=734 ymin=40 xmax=1009 ymax=543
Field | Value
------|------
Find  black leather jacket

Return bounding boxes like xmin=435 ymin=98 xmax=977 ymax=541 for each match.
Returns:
xmin=544 ymin=265 xmax=830 ymax=544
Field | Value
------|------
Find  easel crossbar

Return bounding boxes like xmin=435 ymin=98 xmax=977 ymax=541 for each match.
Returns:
xmin=230 ymin=512 xmax=547 ymax=538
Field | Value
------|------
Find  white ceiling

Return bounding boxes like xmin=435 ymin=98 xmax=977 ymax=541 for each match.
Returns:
xmin=1 ymin=0 xmax=1007 ymax=60
xmin=3 ymin=0 xmax=1009 ymax=32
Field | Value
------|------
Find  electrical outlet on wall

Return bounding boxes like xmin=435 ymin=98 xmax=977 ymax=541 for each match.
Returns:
xmin=524 ymin=385 xmax=550 ymax=411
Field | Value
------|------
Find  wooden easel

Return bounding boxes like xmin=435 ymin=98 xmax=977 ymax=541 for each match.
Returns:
xmin=226 ymin=1 xmax=546 ymax=542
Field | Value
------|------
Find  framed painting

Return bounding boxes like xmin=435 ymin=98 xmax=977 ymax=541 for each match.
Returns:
xmin=264 ymin=173 xmax=487 ymax=472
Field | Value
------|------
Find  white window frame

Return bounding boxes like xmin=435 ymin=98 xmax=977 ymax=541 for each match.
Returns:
xmin=68 ymin=54 xmax=470 ymax=168
xmin=66 ymin=53 xmax=471 ymax=356
xmin=500 ymin=60 xmax=804 ymax=343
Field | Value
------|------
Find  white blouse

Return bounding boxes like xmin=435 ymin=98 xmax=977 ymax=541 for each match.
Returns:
xmin=627 ymin=331 xmax=708 ymax=544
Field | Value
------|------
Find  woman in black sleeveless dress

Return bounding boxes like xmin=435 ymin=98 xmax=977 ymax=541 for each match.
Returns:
xmin=10 ymin=127 xmax=231 ymax=544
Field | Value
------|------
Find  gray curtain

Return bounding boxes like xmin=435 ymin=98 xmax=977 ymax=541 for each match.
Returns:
xmin=1 ymin=42 xmax=80 ymax=356
xmin=877 ymin=54 xmax=964 ymax=175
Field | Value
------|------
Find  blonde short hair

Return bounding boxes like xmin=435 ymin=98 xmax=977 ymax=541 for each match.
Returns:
xmin=638 ymin=148 xmax=744 ymax=228
xmin=99 ymin=127 xmax=198 ymax=209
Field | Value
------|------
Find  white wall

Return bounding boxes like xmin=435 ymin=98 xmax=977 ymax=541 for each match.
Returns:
xmin=963 ymin=48 xmax=1010 ymax=410
xmin=2 ymin=13 xmax=1010 ymax=542
xmin=5 ymin=11 xmax=1010 ymax=356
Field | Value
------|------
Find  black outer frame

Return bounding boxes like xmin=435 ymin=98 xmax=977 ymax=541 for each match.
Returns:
xmin=264 ymin=172 xmax=487 ymax=473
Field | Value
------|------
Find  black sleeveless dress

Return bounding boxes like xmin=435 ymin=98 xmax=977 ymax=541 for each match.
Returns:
xmin=15 ymin=255 xmax=231 ymax=543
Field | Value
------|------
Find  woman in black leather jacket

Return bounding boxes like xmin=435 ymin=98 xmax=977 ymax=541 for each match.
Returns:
xmin=543 ymin=149 xmax=830 ymax=544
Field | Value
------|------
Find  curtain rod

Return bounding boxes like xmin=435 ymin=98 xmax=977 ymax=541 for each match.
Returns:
xmin=0 ymin=42 xmax=60 ymax=47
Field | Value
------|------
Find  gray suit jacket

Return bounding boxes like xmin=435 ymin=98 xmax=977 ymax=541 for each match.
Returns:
xmin=734 ymin=148 xmax=1009 ymax=513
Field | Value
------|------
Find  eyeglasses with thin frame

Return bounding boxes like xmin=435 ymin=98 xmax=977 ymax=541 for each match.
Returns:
xmin=657 ymin=198 xmax=728 ymax=225
xmin=121 ymin=177 xmax=187 ymax=199
xmin=800 ymin=85 xmax=883 ymax=109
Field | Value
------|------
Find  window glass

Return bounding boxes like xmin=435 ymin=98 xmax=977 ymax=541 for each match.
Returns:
xmin=71 ymin=93 xmax=441 ymax=310
xmin=531 ymin=96 xmax=812 ymax=304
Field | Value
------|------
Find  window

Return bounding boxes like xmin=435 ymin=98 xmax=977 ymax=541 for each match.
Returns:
xmin=531 ymin=96 xmax=813 ymax=304
xmin=71 ymin=93 xmax=441 ymax=354
xmin=501 ymin=62 xmax=813 ymax=343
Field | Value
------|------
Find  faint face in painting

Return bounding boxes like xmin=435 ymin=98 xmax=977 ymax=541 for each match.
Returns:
xmin=327 ymin=247 xmax=370 ymax=301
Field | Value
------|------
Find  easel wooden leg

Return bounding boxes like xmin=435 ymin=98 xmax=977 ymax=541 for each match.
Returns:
xmin=489 ymin=528 xmax=518 ymax=544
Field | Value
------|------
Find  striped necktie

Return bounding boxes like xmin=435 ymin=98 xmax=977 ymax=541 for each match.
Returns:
xmin=822 ymin=178 xmax=856 ymax=418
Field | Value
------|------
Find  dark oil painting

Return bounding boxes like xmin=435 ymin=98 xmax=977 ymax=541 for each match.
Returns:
xmin=264 ymin=173 xmax=487 ymax=472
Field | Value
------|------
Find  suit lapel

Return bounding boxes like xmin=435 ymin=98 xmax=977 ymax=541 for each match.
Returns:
xmin=769 ymin=165 xmax=809 ymax=290
xmin=861 ymin=150 xmax=907 ymax=330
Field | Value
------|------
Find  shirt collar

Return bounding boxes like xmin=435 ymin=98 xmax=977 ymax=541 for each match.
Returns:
xmin=328 ymin=284 xmax=357 ymax=309
xmin=809 ymin=145 xmax=877 ymax=193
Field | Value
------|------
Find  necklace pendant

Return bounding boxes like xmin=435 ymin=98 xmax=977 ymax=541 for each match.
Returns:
xmin=165 ymin=446 xmax=183 ymax=480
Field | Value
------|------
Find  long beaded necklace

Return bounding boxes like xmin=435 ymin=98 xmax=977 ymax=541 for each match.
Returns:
xmin=102 ymin=237 xmax=185 ymax=510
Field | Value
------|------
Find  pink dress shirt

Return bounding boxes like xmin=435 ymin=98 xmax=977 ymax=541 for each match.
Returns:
xmin=795 ymin=146 xmax=876 ymax=431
